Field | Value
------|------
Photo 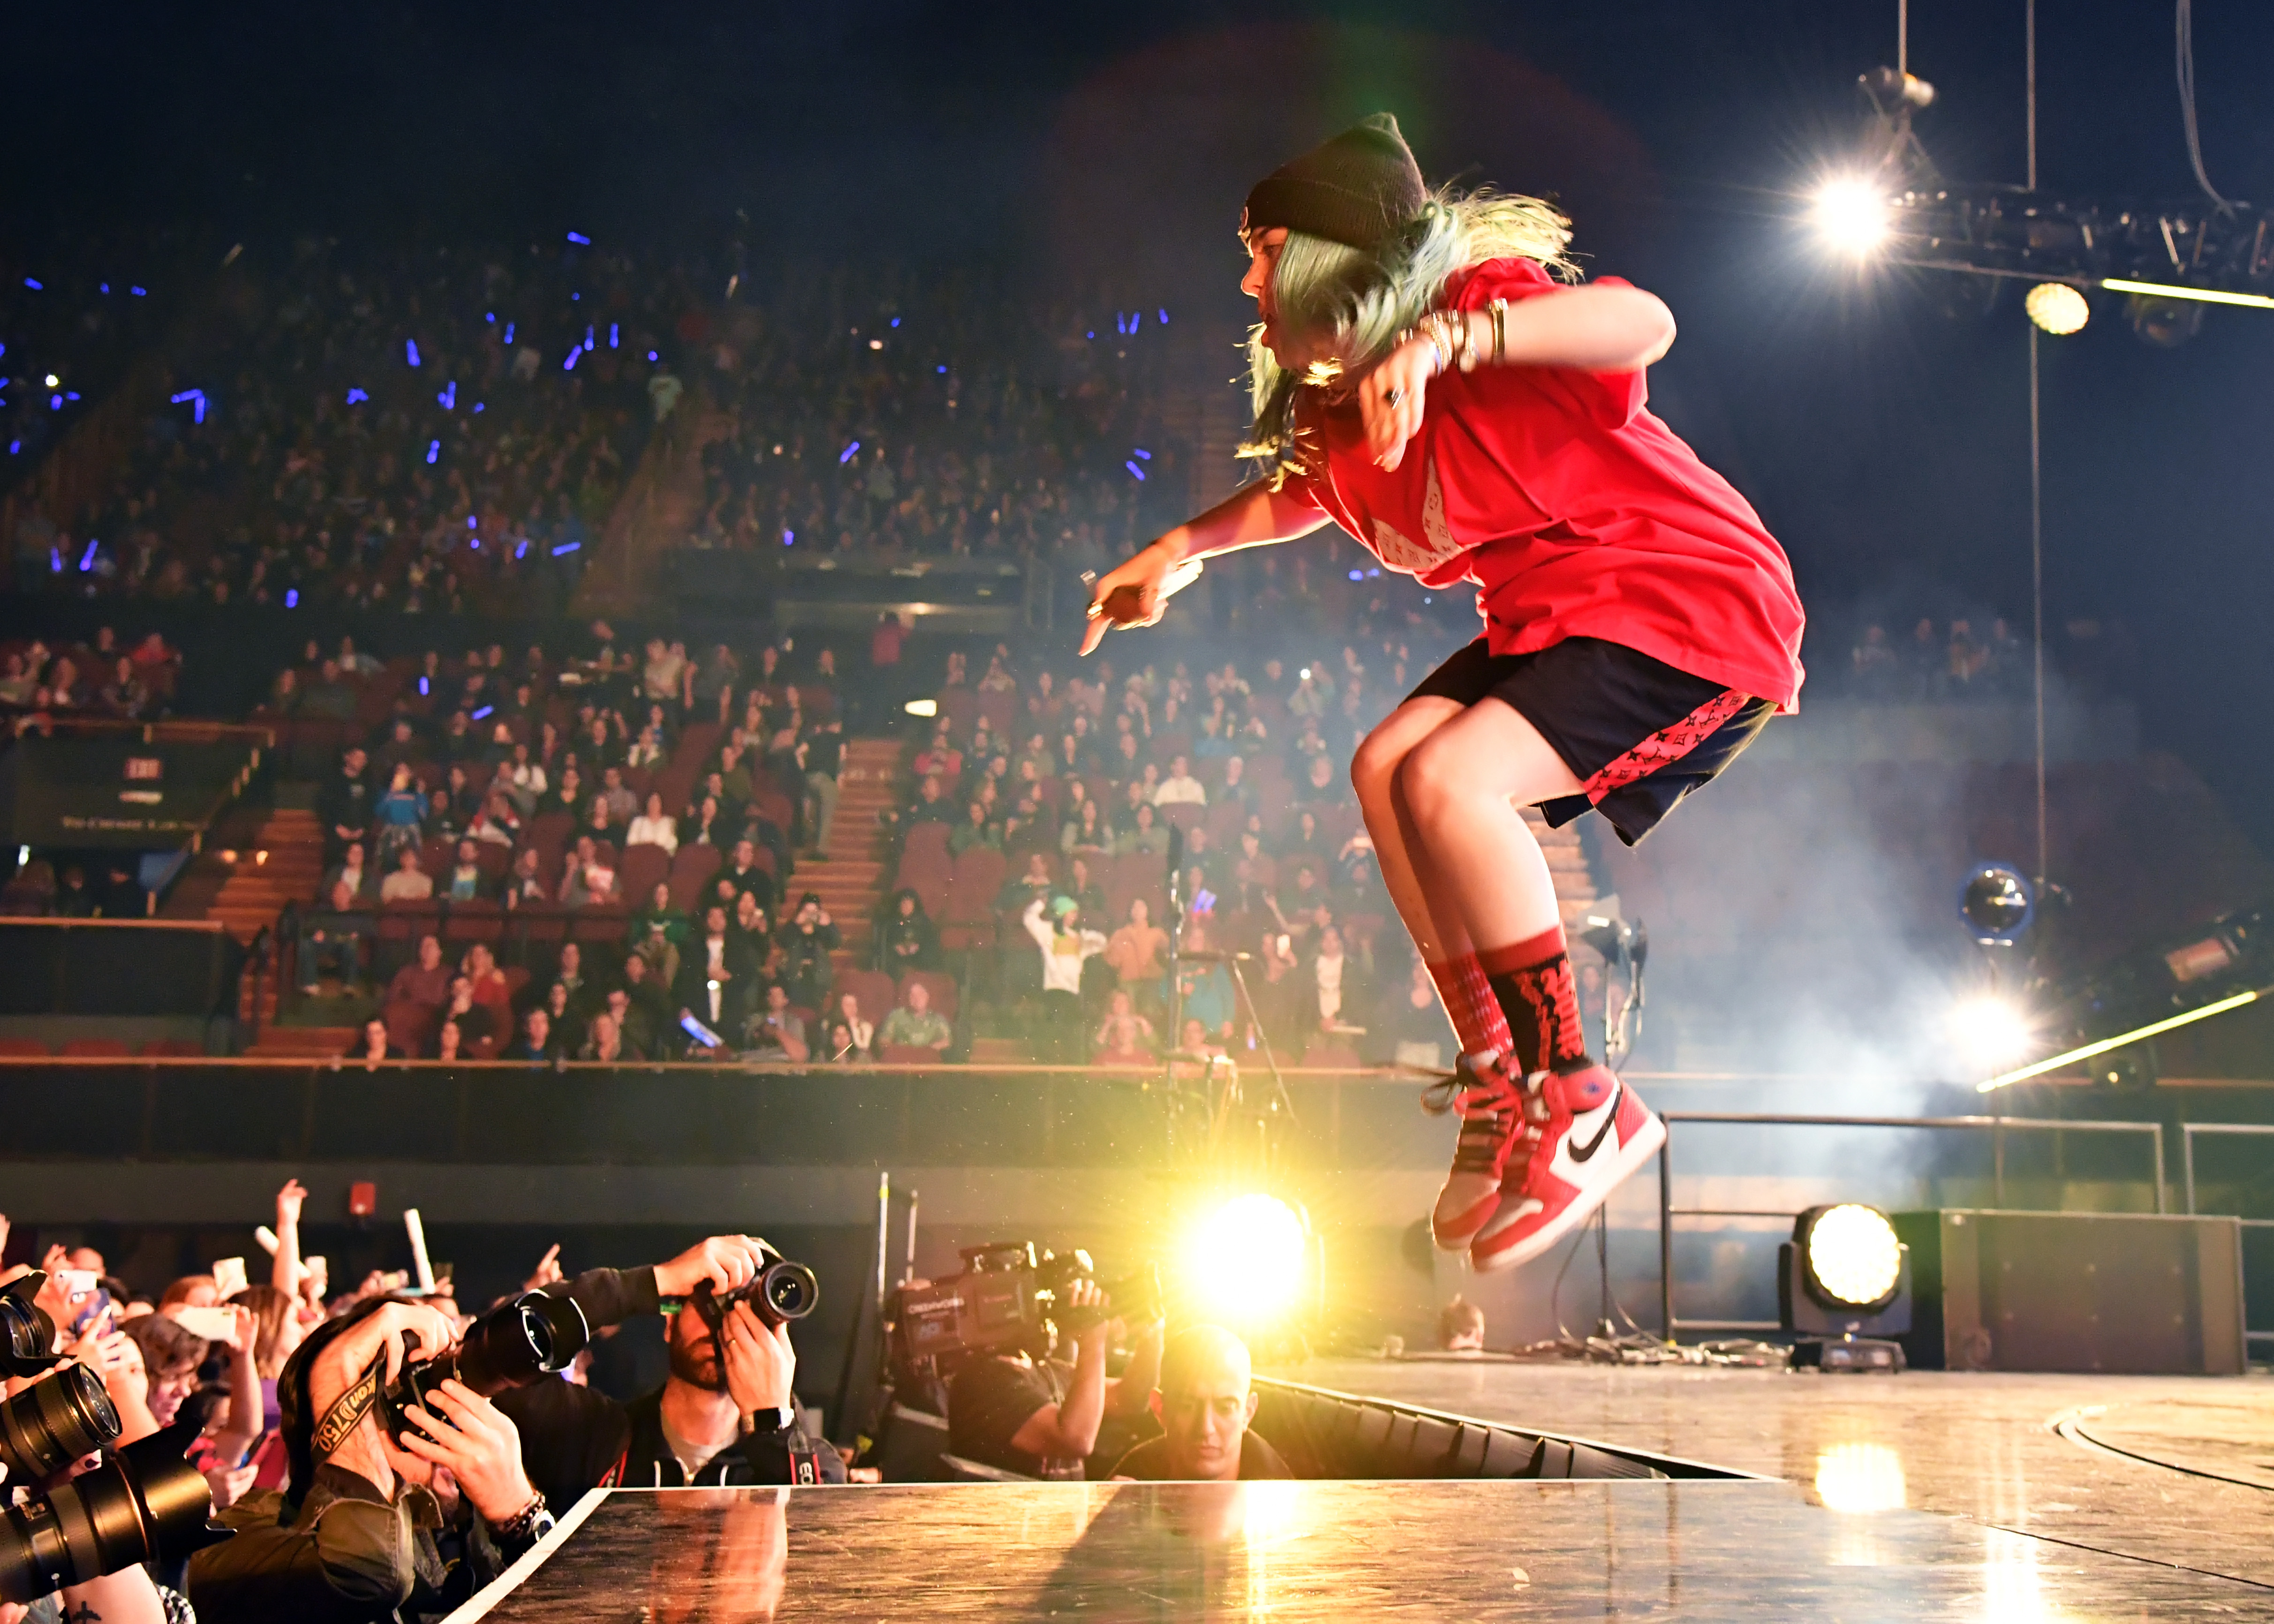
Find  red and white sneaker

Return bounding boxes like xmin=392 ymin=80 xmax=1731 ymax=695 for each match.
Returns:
xmin=1424 ymin=1055 xmax=1531 ymax=1252
xmin=1468 ymin=1063 xmax=1665 ymax=1274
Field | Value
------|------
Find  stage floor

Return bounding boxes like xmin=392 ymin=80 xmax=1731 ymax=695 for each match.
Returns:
xmin=455 ymin=1363 xmax=2274 ymax=1621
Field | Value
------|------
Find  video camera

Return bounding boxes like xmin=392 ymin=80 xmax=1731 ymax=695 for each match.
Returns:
xmin=0 ymin=1296 xmax=230 ymax=1604
xmin=890 ymin=1242 xmax=1160 ymax=1370
xmin=380 ymin=1290 xmax=590 ymax=1446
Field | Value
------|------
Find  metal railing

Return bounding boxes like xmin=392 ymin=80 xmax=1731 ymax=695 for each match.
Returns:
xmin=2178 ymin=1121 xmax=2274 ymax=1347
xmin=1654 ymin=1111 xmax=2168 ymax=1339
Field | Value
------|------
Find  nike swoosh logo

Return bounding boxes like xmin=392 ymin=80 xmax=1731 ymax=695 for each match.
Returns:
xmin=1566 ymin=1082 xmax=1624 ymax=1163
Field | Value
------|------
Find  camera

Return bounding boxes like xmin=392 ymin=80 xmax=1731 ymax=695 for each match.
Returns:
xmin=380 ymin=1291 xmax=590 ymax=1445
xmin=0 ymin=1369 xmax=230 ymax=1604
xmin=0 ymin=1272 xmax=61 ymax=1381
xmin=667 ymin=1246 xmax=820 ymax=1332
xmin=890 ymin=1242 xmax=1158 ymax=1371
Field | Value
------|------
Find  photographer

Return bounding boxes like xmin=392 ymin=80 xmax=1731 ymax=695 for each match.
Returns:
xmin=946 ymin=1278 xmax=1162 ymax=1480
xmin=187 ymin=1235 xmax=821 ymax=1621
xmin=502 ymin=1235 xmax=844 ymax=1497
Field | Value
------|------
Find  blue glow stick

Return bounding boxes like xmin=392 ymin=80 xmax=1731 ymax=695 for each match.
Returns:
xmin=406 ymin=339 xmax=421 ymax=367
xmin=563 ymin=347 xmax=580 ymax=371
xmin=80 ymin=541 xmax=98 ymax=572
xmin=504 ymin=322 xmax=515 ymax=344
xmin=609 ymin=323 xmax=619 ymax=348
xmin=427 ymin=440 xmax=440 ymax=464
xmin=286 ymin=589 xmax=299 ymax=607
xmin=552 ymin=541 xmax=581 ymax=556
xmin=1125 ymin=461 xmax=1145 ymax=481
xmin=346 ymin=387 xmax=369 ymax=405
xmin=839 ymin=441 xmax=859 ymax=463
xmin=567 ymin=231 xmax=590 ymax=245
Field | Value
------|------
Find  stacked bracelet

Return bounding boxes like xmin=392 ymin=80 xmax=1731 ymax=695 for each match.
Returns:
xmin=491 ymin=1489 xmax=553 ymax=1548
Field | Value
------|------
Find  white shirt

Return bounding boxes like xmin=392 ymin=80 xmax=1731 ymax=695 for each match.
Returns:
xmin=1153 ymin=775 xmax=1207 ymax=807
xmin=626 ymin=814 xmax=679 ymax=853
xmin=1314 ymin=952 xmax=1345 ymax=1023
xmin=1023 ymin=899 xmax=1104 ymax=996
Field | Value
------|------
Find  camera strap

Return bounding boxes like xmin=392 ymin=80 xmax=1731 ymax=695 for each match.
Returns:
xmin=789 ymin=1450 xmax=823 ymax=1485
xmin=312 ymin=1352 xmax=385 ymax=1458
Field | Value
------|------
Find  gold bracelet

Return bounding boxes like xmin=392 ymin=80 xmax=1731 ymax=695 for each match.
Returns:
xmin=1489 ymin=299 xmax=1508 ymax=365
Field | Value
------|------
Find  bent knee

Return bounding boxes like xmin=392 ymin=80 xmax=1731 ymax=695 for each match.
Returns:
xmin=1349 ymin=731 xmax=1408 ymax=804
xmin=1395 ymin=735 xmax=1470 ymax=823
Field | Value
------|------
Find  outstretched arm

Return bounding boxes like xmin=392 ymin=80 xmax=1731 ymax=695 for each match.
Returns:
xmin=1080 ymin=481 xmax=1331 ymax=655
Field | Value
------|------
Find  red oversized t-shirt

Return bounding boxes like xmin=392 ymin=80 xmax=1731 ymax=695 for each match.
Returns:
xmin=1282 ymin=258 xmax=1806 ymax=711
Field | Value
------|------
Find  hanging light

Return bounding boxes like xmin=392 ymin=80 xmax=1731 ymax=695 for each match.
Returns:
xmin=2025 ymin=283 xmax=2090 ymax=335
xmin=1810 ymin=177 xmax=1891 ymax=257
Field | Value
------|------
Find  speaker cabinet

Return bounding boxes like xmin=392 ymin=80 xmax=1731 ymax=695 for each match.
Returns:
xmin=1892 ymin=1210 xmax=2247 ymax=1375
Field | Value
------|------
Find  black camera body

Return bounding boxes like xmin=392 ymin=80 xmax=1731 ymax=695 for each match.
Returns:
xmin=380 ymin=1291 xmax=590 ymax=1445
xmin=890 ymin=1243 xmax=1158 ymax=1371
xmin=683 ymin=1255 xmax=820 ymax=1333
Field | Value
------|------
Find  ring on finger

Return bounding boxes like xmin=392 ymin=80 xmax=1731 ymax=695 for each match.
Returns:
xmin=1384 ymin=386 xmax=1405 ymax=408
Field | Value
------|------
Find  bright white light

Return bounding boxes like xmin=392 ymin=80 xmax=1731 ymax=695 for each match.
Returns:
xmin=2025 ymin=283 xmax=2090 ymax=335
xmin=1814 ymin=1442 xmax=1907 ymax=1513
xmin=903 ymin=698 xmax=938 ymax=718
xmin=1811 ymin=178 xmax=1889 ymax=257
xmin=1805 ymin=1205 xmax=1904 ymax=1307
xmin=1952 ymin=995 xmax=2034 ymax=1066
xmin=44 ymin=374 xmax=60 ymax=388
xmin=1184 ymin=1193 xmax=1307 ymax=1325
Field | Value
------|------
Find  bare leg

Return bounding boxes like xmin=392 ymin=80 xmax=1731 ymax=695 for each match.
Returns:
xmin=1349 ymin=696 xmax=1471 ymax=962
xmin=1395 ymin=697 xmax=1584 ymax=952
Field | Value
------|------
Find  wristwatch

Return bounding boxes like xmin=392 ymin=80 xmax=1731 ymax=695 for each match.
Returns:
xmin=748 ymin=1404 xmax=797 ymax=1437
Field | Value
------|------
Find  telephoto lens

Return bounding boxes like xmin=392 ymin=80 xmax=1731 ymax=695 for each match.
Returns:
xmin=0 ymin=1363 xmax=121 ymax=1482
xmin=0 ymin=1272 xmax=61 ymax=1380
xmin=383 ymin=1291 xmax=589 ymax=1443
xmin=693 ymin=1258 xmax=820 ymax=1331
xmin=0 ymin=1423 xmax=231 ymax=1604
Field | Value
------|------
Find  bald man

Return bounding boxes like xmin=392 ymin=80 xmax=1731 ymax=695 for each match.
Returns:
xmin=1110 ymin=1324 xmax=1292 ymax=1482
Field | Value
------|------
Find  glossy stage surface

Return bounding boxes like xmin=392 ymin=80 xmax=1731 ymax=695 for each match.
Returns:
xmin=457 ymin=1365 xmax=2274 ymax=1622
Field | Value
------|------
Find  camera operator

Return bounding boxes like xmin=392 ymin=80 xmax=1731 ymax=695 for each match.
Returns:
xmin=946 ymin=1278 xmax=1162 ymax=1480
xmin=186 ymin=1296 xmax=540 ymax=1624
xmin=501 ymin=1235 xmax=845 ymax=1498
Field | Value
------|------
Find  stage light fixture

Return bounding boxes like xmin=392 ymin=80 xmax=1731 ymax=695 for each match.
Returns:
xmin=1813 ymin=1442 xmax=1908 ymax=1513
xmin=1184 ymin=1193 xmax=1308 ymax=1326
xmin=1811 ymin=178 xmax=1890 ymax=257
xmin=1950 ymin=995 xmax=2035 ymax=1067
xmin=2024 ymin=283 xmax=2089 ymax=335
xmin=1780 ymin=1204 xmax=1910 ymax=1372
xmin=1957 ymin=863 xmax=2032 ymax=945
xmin=902 ymin=698 xmax=937 ymax=718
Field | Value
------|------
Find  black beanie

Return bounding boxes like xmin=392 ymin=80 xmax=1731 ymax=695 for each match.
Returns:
xmin=1243 ymin=113 xmax=1428 ymax=250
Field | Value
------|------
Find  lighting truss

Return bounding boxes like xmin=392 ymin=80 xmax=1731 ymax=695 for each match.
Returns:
xmin=1878 ymin=183 xmax=2274 ymax=309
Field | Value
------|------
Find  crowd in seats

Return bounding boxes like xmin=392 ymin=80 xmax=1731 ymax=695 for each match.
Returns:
xmin=0 ymin=623 xmax=183 ymax=727
xmin=1 ymin=229 xmax=186 ymax=467
xmin=879 ymin=633 xmax=1451 ymax=1068
xmin=277 ymin=628 xmax=934 ymax=1062
xmin=686 ymin=269 xmax=1191 ymax=574
xmin=8 ymin=236 xmax=697 ymax=617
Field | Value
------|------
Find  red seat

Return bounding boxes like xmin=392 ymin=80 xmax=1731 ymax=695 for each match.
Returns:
xmin=444 ymin=904 xmax=503 ymax=944
xmin=619 ymin=844 xmax=672 ymax=906
xmin=877 ymin=1043 xmax=944 ymax=1065
xmin=897 ymin=970 xmax=959 ymax=1021
xmin=902 ymin=823 xmax=951 ymax=870
xmin=60 ymin=1038 xmax=131 ymax=1057
xmin=385 ymin=1001 xmax=439 ymax=1056
xmin=1159 ymin=802 xmax=1205 ymax=831
xmin=668 ymin=843 xmax=723 ymax=911
xmin=139 ymin=1037 xmax=206 ymax=1057
xmin=946 ymin=847 xmax=1006 ymax=925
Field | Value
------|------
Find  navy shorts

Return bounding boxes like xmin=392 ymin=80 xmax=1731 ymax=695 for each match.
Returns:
xmin=1405 ymin=636 xmax=1774 ymax=846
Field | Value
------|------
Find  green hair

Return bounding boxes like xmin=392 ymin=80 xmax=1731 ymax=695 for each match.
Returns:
xmin=1240 ymin=186 xmax=1578 ymax=483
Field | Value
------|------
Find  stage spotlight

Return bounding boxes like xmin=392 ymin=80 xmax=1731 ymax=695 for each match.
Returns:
xmin=2025 ymin=283 xmax=2090 ymax=335
xmin=1813 ymin=1442 xmax=1908 ymax=1513
xmin=1950 ymin=995 xmax=2035 ymax=1067
xmin=1779 ymin=1204 xmax=1910 ymax=1371
xmin=1184 ymin=1193 xmax=1308 ymax=1326
xmin=1811 ymin=177 xmax=1889 ymax=257
xmin=902 ymin=698 xmax=937 ymax=718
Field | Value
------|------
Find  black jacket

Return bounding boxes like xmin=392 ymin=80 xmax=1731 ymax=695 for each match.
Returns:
xmin=187 ymin=1464 xmax=518 ymax=1624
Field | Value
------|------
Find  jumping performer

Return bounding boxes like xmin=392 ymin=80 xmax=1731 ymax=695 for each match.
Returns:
xmin=1080 ymin=114 xmax=1804 ymax=1273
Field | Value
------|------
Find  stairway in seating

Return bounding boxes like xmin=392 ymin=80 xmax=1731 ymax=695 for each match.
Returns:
xmin=166 ymin=805 xmax=348 ymax=1057
xmin=1527 ymin=807 xmax=1602 ymax=933
xmin=793 ymin=737 xmax=905 ymax=977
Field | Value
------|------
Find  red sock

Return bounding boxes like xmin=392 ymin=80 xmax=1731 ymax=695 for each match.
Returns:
xmin=1423 ymin=953 xmax=1510 ymax=1058
xmin=1479 ymin=927 xmax=1591 ymax=1076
